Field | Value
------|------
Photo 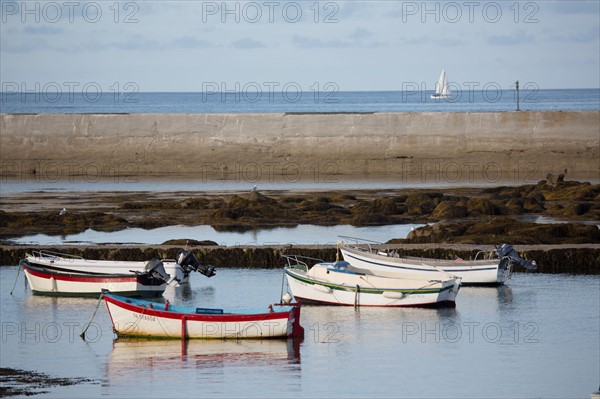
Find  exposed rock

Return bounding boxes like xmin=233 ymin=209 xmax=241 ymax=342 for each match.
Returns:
xmin=432 ymin=200 xmax=468 ymax=219
xmin=466 ymin=197 xmax=499 ymax=216
xmin=1 ymin=181 xmax=598 ymax=239
xmin=161 ymin=239 xmax=218 ymax=246
xmin=403 ymin=218 xmax=600 ymax=245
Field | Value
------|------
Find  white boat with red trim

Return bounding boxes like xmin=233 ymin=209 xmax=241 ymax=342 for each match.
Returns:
xmin=20 ymin=260 xmax=168 ymax=297
xmin=24 ymin=249 xmax=216 ymax=286
xmin=283 ymin=255 xmax=460 ymax=307
xmin=103 ymin=291 xmax=304 ymax=339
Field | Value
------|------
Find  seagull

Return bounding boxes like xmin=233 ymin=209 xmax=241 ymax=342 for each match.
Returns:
xmin=251 ymin=185 xmax=257 ymax=192
xmin=59 ymin=208 xmax=67 ymax=216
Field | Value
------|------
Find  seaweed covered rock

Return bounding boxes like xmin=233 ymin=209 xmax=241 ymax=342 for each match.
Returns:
xmin=403 ymin=218 xmax=600 ymax=244
xmin=161 ymin=239 xmax=218 ymax=246
xmin=431 ymin=200 xmax=468 ymax=219
xmin=466 ymin=197 xmax=499 ymax=216
xmin=0 ymin=210 xmax=129 ymax=238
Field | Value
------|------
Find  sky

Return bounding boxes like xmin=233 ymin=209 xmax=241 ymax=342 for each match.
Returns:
xmin=1 ymin=0 xmax=599 ymax=92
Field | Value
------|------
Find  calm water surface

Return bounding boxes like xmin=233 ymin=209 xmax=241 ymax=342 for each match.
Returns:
xmin=1 ymin=267 xmax=598 ymax=398
xmin=8 ymin=224 xmax=423 ymax=246
xmin=2 ymin=89 xmax=599 ymax=114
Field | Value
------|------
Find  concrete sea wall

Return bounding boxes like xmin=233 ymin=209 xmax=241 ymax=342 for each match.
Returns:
xmin=1 ymin=111 xmax=598 ymax=182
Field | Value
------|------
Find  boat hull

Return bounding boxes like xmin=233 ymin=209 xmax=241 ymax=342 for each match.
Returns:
xmin=22 ymin=262 xmax=166 ymax=297
xmin=104 ymin=294 xmax=304 ymax=339
xmin=340 ymin=246 xmax=510 ymax=285
xmin=285 ymin=267 xmax=460 ymax=307
xmin=25 ymin=254 xmax=187 ymax=283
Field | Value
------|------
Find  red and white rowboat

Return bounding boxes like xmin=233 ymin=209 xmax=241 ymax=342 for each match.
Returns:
xmin=21 ymin=261 xmax=167 ymax=297
xmin=103 ymin=292 xmax=304 ymax=339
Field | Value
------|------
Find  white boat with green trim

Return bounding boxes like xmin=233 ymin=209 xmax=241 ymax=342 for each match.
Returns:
xmin=283 ymin=255 xmax=460 ymax=307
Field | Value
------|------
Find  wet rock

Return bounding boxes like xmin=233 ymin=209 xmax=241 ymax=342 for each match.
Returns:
xmin=504 ymin=198 xmax=524 ymax=214
xmin=161 ymin=239 xmax=218 ymax=246
xmin=177 ymin=198 xmax=210 ymax=209
xmin=2 ymin=181 xmax=598 ymax=240
xmin=351 ymin=213 xmax=393 ymax=226
xmin=523 ymin=197 xmax=545 ymax=213
xmin=0 ymin=367 xmax=95 ymax=397
xmin=0 ymin=211 xmax=128 ymax=238
xmin=403 ymin=218 xmax=600 ymax=245
xmin=367 ymin=198 xmax=401 ymax=215
xmin=466 ymin=197 xmax=499 ymax=216
xmin=431 ymin=200 xmax=468 ymax=219
xmin=404 ymin=193 xmax=439 ymax=215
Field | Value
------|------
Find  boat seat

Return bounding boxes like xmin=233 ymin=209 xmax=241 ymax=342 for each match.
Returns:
xmin=332 ymin=261 xmax=350 ymax=270
xmin=195 ymin=308 xmax=224 ymax=315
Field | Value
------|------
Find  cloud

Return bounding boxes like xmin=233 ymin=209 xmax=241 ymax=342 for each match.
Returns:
xmin=292 ymin=35 xmax=351 ymax=48
xmin=292 ymin=29 xmax=386 ymax=49
xmin=349 ymin=28 xmax=373 ymax=41
xmin=0 ymin=33 xmax=218 ymax=54
xmin=547 ymin=28 xmax=600 ymax=44
xmin=0 ymin=38 xmax=58 ymax=53
xmin=231 ymin=38 xmax=266 ymax=49
xmin=336 ymin=1 xmax=370 ymax=18
xmin=551 ymin=1 xmax=600 ymax=14
xmin=171 ymin=36 xmax=214 ymax=49
xmin=486 ymin=31 xmax=535 ymax=46
xmin=23 ymin=26 xmax=63 ymax=35
xmin=105 ymin=36 xmax=160 ymax=51
xmin=400 ymin=35 xmax=466 ymax=47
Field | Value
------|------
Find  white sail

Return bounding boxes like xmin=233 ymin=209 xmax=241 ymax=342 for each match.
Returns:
xmin=432 ymin=69 xmax=451 ymax=99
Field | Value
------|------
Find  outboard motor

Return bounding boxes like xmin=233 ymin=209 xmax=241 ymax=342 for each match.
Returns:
xmin=176 ymin=250 xmax=216 ymax=278
xmin=496 ymin=244 xmax=537 ymax=270
xmin=144 ymin=259 xmax=174 ymax=284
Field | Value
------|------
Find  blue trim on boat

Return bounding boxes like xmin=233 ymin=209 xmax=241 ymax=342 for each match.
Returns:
xmin=325 ymin=267 xmax=365 ymax=275
xmin=104 ymin=292 xmax=293 ymax=315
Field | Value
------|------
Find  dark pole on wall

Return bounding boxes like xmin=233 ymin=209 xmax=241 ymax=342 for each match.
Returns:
xmin=515 ymin=80 xmax=520 ymax=111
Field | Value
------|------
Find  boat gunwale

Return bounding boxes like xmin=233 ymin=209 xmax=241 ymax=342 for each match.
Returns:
xmin=22 ymin=261 xmax=159 ymax=283
xmin=284 ymin=267 xmax=455 ymax=295
xmin=104 ymin=293 xmax=298 ymax=323
xmin=341 ymin=246 xmax=499 ymax=272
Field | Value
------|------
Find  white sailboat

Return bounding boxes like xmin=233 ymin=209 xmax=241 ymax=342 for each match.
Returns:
xmin=431 ymin=69 xmax=451 ymax=99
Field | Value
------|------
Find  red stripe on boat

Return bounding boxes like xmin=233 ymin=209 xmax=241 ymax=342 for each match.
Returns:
xmin=104 ymin=294 xmax=293 ymax=323
xmin=23 ymin=264 xmax=139 ymax=283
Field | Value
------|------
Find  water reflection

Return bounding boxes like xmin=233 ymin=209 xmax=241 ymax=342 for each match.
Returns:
xmin=3 ymin=266 xmax=598 ymax=398
xmin=104 ymin=338 xmax=302 ymax=386
xmin=163 ymin=282 xmax=196 ymax=303
xmin=496 ymin=284 xmax=513 ymax=305
xmin=10 ymin=223 xmax=421 ymax=246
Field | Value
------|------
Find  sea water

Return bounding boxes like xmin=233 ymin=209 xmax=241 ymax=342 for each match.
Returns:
xmin=8 ymin=223 xmax=423 ymax=247
xmin=1 ymin=267 xmax=598 ymax=398
xmin=1 ymin=89 xmax=598 ymax=114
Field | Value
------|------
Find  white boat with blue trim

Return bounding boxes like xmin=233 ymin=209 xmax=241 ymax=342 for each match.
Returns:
xmin=283 ymin=255 xmax=460 ymax=307
xmin=339 ymin=243 xmax=536 ymax=286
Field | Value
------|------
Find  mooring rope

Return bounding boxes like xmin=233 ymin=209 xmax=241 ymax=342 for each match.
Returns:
xmin=80 ymin=293 xmax=104 ymax=340
xmin=9 ymin=261 xmax=24 ymax=295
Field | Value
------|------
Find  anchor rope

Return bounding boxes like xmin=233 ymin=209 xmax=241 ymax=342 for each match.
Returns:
xmin=10 ymin=260 xmax=24 ymax=295
xmin=80 ymin=293 xmax=104 ymax=340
